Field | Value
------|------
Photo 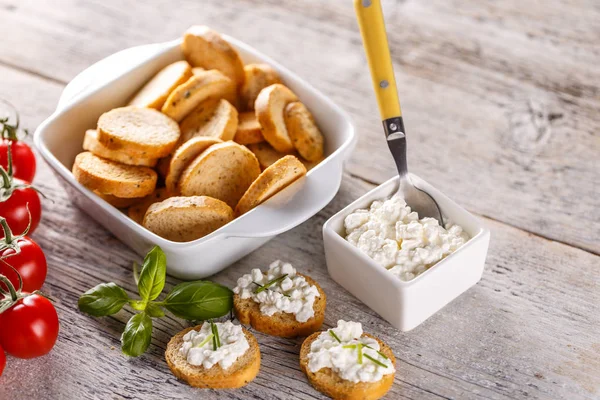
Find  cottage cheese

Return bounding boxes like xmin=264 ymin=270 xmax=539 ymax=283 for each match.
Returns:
xmin=344 ymin=194 xmax=469 ymax=281
xmin=233 ymin=260 xmax=320 ymax=323
xmin=179 ymin=321 xmax=249 ymax=370
xmin=307 ymin=320 xmax=395 ymax=383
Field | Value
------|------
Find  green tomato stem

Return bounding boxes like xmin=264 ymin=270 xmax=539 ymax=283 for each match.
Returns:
xmin=0 ymin=274 xmax=18 ymax=302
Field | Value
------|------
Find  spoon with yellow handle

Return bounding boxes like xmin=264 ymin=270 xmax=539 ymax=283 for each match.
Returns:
xmin=355 ymin=0 xmax=444 ymax=226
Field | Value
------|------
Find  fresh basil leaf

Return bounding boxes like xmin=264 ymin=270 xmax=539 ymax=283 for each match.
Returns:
xmin=137 ymin=246 xmax=166 ymax=303
xmin=146 ymin=302 xmax=165 ymax=318
xmin=121 ymin=312 xmax=152 ymax=357
xmin=163 ymin=281 xmax=233 ymax=320
xmin=78 ymin=283 xmax=129 ymax=317
xmin=129 ymin=300 xmax=147 ymax=311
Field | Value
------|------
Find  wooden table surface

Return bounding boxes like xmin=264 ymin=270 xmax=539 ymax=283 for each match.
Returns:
xmin=0 ymin=0 xmax=598 ymax=399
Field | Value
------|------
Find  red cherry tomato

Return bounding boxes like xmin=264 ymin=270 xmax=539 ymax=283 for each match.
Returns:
xmin=0 ymin=344 xmax=5 ymax=377
xmin=0 ymin=294 xmax=59 ymax=359
xmin=0 ymin=140 xmax=36 ymax=183
xmin=0 ymin=181 xmax=41 ymax=236
xmin=0 ymin=236 xmax=47 ymax=292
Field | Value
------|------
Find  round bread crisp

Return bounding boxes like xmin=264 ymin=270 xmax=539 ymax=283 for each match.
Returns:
xmin=300 ymin=332 xmax=396 ymax=400
xmin=234 ymin=273 xmax=326 ymax=338
xmin=72 ymin=152 xmax=157 ymax=198
xmin=127 ymin=60 xmax=193 ymax=110
xmin=255 ymin=84 xmax=299 ymax=153
xmin=162 ymin=69 xmax=236 ymax=122
xmin=165 ymin=136 xmax=222 ymax=194
xmin=180 ymin=99 xmax=238 ymax=143
xmin=182 ymin=26 xmax=245 ymax=89
xmin=127 ymin=188 xmax=171 ymax=225
xmin=247 ymin=142 xmax=292 ymax=170
xmin=143 ymin=196 xmax=233 ymax=242
xmin=240 ymin=63 xmax=281 ymax=111
xmin=284 ymin=102 xmax=324 ymax=162
xmin=166 ymin=324 xmax=260 ymax=389
xmin=83 ymin=129 xmax=158 ymax=167
xmin=179 ymin=142 xmax=261 ymax=208
xmin=94 ymin=191 xmax=142 ymax=209
xmin=97 ymin=107 xmax=180 ymax=159
xmin=234 ymin=112 xmax=264 ymax=145
xmin=235 ymin=155 xmax=306 ymax=216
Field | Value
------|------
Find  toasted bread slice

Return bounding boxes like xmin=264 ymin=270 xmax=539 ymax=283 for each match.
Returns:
xmin=128 ymin=61 xmax=193 ymax=109
xmin=162 ymin=69 xmax=236 ymax=122
xmin=73 ymin=152 xmax=157 ymax=198
xmin=97 ymin=107 xmax=180 ymax=159
xmin=94 ymin=191 xmax=142 ymax=209
xmin=234 ymin=112 xmax=264 ymax=145
xmin=165 ymin=136 xmax=222 ymax=194
xmin=179 ymin=142 xmax=261 ymax=208
xmin=285 ymin=102 xmax=324 ymax=162
xmin=166 ymin=324 xmax=260 ymax=389
xmin=127 ymin=188 xmax=171 ymax=225
xmin=234 ymin=274 xmax=325 ymax=337
xmin=247 ymin=142 xmax=291 ymax=170
xmin=180 ymin=98 xmax=238 ymax=143
xmin=248 ymin=142 xmax=322 ymax=171
xmin=182 ymin=26 xmax=245 ymax=89
xmin=300 ymin=332 xmax=396 ymax=400
xmin=83 ymin=129 xmax=158 ymax=167
xmin=255 ymin=84 xmax=299 ymax=153
xmin=143 ymin=196 xmax=233 ymax=242
xmin=235 ymin=155 xmax=306 ymax=215
xmin=240 ymin=64 xmax=281 ymax=111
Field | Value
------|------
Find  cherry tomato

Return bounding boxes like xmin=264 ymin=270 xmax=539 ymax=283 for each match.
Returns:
xmin=0 ymin=182 xmax=41 ymax=236
xmin=0 ymin=140 xmax=36 ymax=183
xmin=0 ymin=344 xmax=5 ymax=377
xmin=0 ymin=236 xmax=47 ymax=292
xmin=0 ymin=294 xmax=59 ymax=359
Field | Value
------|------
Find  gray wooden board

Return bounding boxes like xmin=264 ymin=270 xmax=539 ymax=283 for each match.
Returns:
xmin=0 ymin=0 xmax=598 ymax=253
xmin=0 ymin=1 xmax=598 ymax=399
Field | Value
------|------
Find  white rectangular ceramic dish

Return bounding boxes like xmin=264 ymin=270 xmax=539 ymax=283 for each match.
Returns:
xmin=34 ymin=36 xmax=356 ymax=279
xmin=323 ymin=175 xmax=490 ymax=331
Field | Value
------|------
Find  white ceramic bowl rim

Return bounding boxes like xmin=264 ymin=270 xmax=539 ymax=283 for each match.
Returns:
xmin=34 ymin=36 xmax=357 ymax=248
xmin=323 ymin=175 xmax=488 ymax=288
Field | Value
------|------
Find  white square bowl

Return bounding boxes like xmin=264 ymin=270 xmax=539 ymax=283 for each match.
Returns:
xmin=34 ymin=37 xmax=356 ymax=280
xmin=323 ymin=175 xmax=490 ymax=331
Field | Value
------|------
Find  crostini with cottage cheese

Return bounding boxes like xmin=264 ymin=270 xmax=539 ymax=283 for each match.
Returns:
xmin=233 ymin=260 xmax=326 ymax=338
xmin=165 ymin=321 xmax=260 ymax=389
xmin=300 ymin=320 xmax=396 ymax=400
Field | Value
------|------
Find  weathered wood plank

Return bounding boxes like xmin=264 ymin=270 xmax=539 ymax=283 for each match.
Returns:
xmin=0 ymin=0 xmax=597 ymax=254
xmin=0 ymin=62 xmax=597 ymax=400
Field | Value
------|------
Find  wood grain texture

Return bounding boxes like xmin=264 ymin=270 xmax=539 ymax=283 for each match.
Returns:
xmin=0 ymin=0 xmax=598 ymax=252
xmin=0 ymin=1 xmax=598 ymax=399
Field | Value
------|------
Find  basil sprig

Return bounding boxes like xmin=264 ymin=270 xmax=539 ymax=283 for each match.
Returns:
xmin=78 ymin=246 xmax=233 ymax=357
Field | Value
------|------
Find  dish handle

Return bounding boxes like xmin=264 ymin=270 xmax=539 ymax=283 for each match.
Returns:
xmin=56 ymin=41 xmax=178 ymax=111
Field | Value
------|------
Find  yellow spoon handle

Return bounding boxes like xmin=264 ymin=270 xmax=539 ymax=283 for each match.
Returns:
xmin=354 ymin=0 xmax=402 ymax=121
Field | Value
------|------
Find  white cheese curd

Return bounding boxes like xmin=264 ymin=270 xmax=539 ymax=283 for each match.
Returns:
xmin=179 ymin=321 xmax=249 ymax=370
xmin=344 ymin=194 xmax=470 ymax=281
xmin=307 ymin=320 xmax=395 ymax=383
xmin=232 ymin=260 xmax=320 ymax=323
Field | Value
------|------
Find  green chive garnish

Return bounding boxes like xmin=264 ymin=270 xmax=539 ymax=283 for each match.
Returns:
xmin=342 ymin=344 xmax=356 ymax=349
xmin=254 ymin=274 xmax=288 ymax=294
xmin=329 ymin=330 xmax=342 ymax=343
xmin=364 ymin=353 xmax=388 ymax=368
xmin=364 ymin=344 xmax=389 ymax=360
xmin=210 ymin=320 xmax=221 ymax=350
xmin=252 ymin=281 xmax=263 ymax=288
xmin=357 ymin=343 xmax=363 ymax=364
xmin=195 ymin=333 xmax=213 ymax=349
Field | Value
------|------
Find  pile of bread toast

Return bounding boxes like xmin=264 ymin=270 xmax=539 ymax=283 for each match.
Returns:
xmin=72 ymin=25 xmax=325 ymax=242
